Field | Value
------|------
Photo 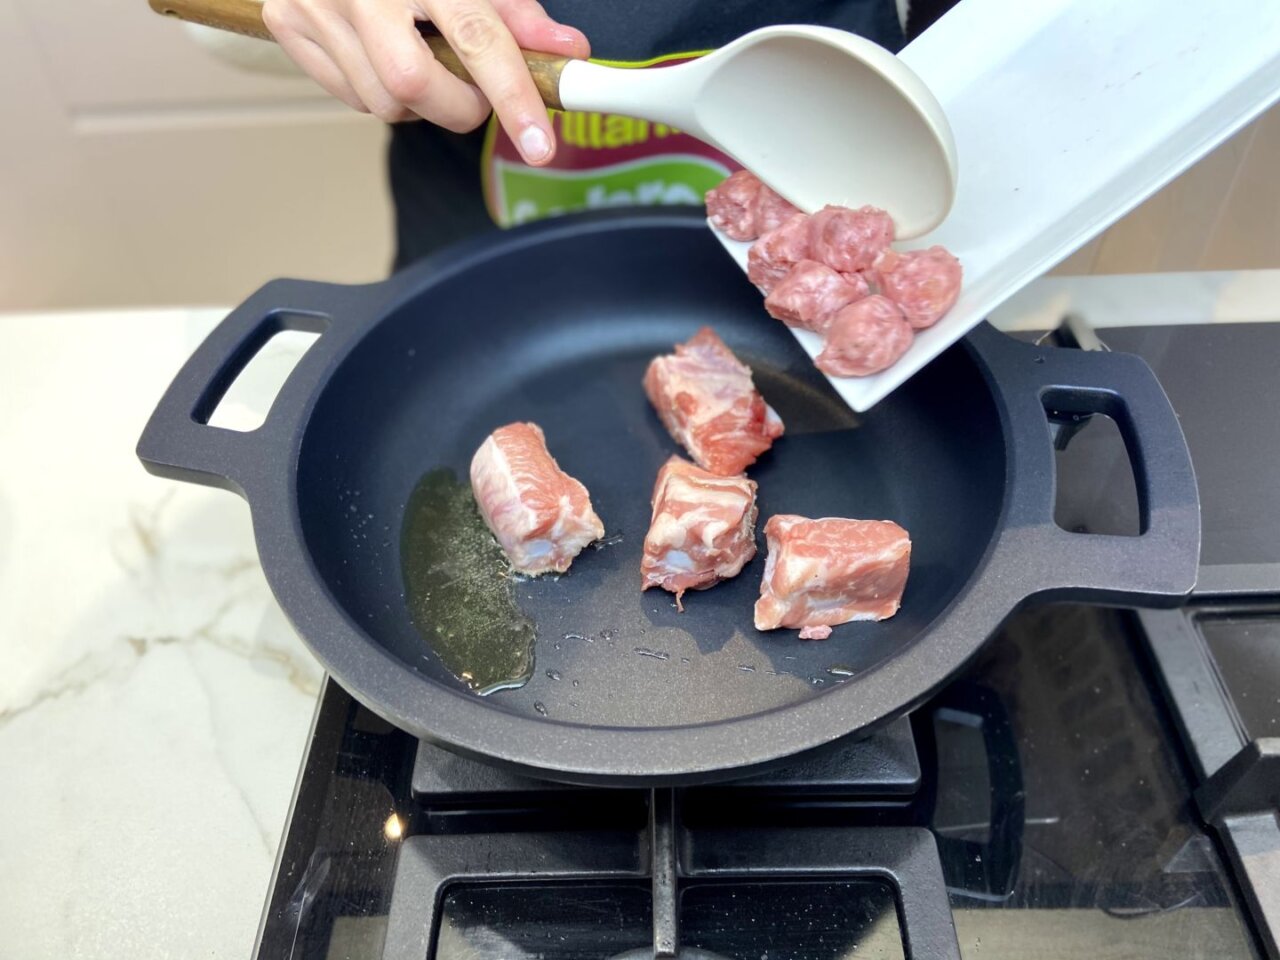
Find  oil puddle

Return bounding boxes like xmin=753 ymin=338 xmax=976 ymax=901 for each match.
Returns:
xmin=400 ymin=468 xmax=535 ymax=695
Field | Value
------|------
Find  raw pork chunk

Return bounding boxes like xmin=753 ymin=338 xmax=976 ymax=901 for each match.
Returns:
xmin=816 ymin=295 xmax=914 ymax=377
xmin=470 ymin=422 xmax=604 ymax=576
xmin=754 ymin=182 xmax=802 ymax=234
xmin=747 ymin=213 xmax=811 ymax=293
xmin=754 ymin=515 xmax=911 ymax=639
xmin=764 ymin=260 xmax=870 ymax=333
xmin=706 ymin=167 xmax=965 ymax=379
xmin=641 ymin=456 xmax=758 ymax=610
xmin=874 ymin=246 xmax=963 ymax=329
xmin=808 ymin=205 xmax=895 ymax=273
xmin=705 ymin=170 xmax=762 ymax=241
xmin=644 ymin=327 xmax=785 ymax=476
xmin=706 ymin=170 xmax=801 ymax=241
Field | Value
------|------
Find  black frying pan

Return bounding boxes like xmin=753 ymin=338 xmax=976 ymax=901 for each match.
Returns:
xmin=137 ymin=210 xmax=1199 ymax=785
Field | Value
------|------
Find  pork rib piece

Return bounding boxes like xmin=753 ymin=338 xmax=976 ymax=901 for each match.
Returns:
xmin=469 ymin=422 xmax=605 ymax=576
xmin=874 ymin=246 xmax=963 ymax=329
xmin=754 ymin=515 xmax=911 ymax=639
xmin=641 ymin=456 xmax=758 ymax=610
xmin=764 ymin=259 xmax=870 ymax=333
xmin=816 ymin=295 xmax=915 ymax=378
xmin=644 ymin=327 xmax=785 ymax=476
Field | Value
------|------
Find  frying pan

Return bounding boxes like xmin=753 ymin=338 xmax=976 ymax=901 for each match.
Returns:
xmin=137 ymin=210 xmax=1199 ymax=785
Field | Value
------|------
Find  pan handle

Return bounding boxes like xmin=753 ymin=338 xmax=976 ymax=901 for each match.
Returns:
xmin=969 ymin=323 xmax=1201 ymax=606
xmin=136 ymin=279 xmax=370 ymax=499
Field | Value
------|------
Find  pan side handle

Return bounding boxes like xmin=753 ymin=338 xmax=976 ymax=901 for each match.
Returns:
xmin=135 ymin=279 xmax=366 ymax=499
xmin=968 ymin=323 xmax=1201 ymax=607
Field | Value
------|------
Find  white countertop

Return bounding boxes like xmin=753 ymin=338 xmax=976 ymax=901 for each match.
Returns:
xmin=0 ymin=308 xmax=322 ymax=959
xmin=1 ymin=270 xmax=1277 ymax=959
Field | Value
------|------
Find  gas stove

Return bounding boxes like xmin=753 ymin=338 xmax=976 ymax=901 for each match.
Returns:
xmin=254 ymin=322 xmax=1280 ymax=960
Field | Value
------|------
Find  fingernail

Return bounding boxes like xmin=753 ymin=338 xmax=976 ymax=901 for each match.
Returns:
xmin=551 ymin=26 xmax=582 ymax=45
xmin=519 ymin=125 xmax=552 ymax=163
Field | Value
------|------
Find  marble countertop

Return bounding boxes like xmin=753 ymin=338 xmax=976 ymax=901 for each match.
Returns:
xmin=0 ymin=309 xmax=323 ymax=959
xmin=1 ymin=270 xmax=1277 ymax=959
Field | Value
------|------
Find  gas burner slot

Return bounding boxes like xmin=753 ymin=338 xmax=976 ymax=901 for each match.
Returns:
xmin=914 ymin=682 xmax=1024 ymax=902
xmin=682 ymin=716 xmax=922 ymax=829
xmin=410 ymin=740 xmax=648 ymax=833
xmin=1139 ymin=601 xmax=1280 ymax=959
xmin=384 ymin=788 xmax=960 ymax=960
xmin=679 ymin=880 xmax=903 ymax=960
xmin=437 ymin=882 xmax=653 ymax=960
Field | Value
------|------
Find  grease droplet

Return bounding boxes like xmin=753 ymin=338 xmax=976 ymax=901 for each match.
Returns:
xmin=533 ymin=701 xmax=547 ymax=716
xmin=591 ymin=532 xmax=625 ymax=550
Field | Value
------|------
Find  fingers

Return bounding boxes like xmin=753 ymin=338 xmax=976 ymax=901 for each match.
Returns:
xmin=490 ymin=0 xmax=589 ymax=58
xmin=348 ymin=2 xmax=491 ymax=133
xmin=274 ymin=32 xmax=368 ymax=112
xmin=311 ymin=15 xmax=419 ymax=123
xmin=263 ymin=0 xmax=588 ymax=160
xmin=421 ymin=0 xmax=556 ymax=163
xmin=265 ymin=0 xmax=408 ymax=123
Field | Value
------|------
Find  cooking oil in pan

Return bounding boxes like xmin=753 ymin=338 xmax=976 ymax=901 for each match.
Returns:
xmin=400 ymin=468 xmax=535 ymax=695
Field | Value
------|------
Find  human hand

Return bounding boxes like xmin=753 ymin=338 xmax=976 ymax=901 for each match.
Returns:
xmin=262 ymin=0 xmax=589 ymax=164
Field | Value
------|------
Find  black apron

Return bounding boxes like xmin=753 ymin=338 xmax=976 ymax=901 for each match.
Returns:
xmin=388 ymin=0 xmax=947 ymax=270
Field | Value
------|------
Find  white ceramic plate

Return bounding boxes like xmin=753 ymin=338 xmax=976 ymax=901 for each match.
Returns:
xmin=715 ymin=0 xmax=1280 ymax=412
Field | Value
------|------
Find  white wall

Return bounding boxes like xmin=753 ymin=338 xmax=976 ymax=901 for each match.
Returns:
xmin=1054 ymin=104 xmax=1280 ymax=277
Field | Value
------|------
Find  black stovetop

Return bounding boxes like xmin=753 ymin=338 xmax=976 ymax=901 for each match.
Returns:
xmin=255 ymin=322 xmax=1280 ymax=960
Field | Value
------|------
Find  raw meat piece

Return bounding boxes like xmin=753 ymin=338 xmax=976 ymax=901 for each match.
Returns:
xmin=808 ymin=205 xmax=895 ymax=273
xmin=705 ymin=170 xmax=802 ymax=242
xmin=708 ymin=163 xmax=964 ymax=378
xmin=754 ymin=183 xmax=802 ymax=234
xmin=754 ymin=515 xmax=911 ymax=639
xmin=469 ymin=422 xmax=605 ymax=576
xmin=705 ymin=170 xmax=763 ymax=241
xmin=874 ymin=246 xmax=963 ymax=329
xmin=641 ymin=456 xmax=758 ymax=610
xmin=816 ymin=295 xmax=914 ymax=377
xmin=644 ymin=327 xmax=785 ymax=476
xmin=764 ymin=260 xmax=870 ymax=333
xmin=747 ymin=213 xmax=811 ymax=293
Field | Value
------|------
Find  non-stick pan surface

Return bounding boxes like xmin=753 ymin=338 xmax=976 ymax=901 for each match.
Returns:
xmin=138 ymin=210 xmax=1199 ymax=784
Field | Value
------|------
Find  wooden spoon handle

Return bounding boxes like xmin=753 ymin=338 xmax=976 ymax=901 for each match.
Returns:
xmin=148 ymin=0 xmax=568 ymax=109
